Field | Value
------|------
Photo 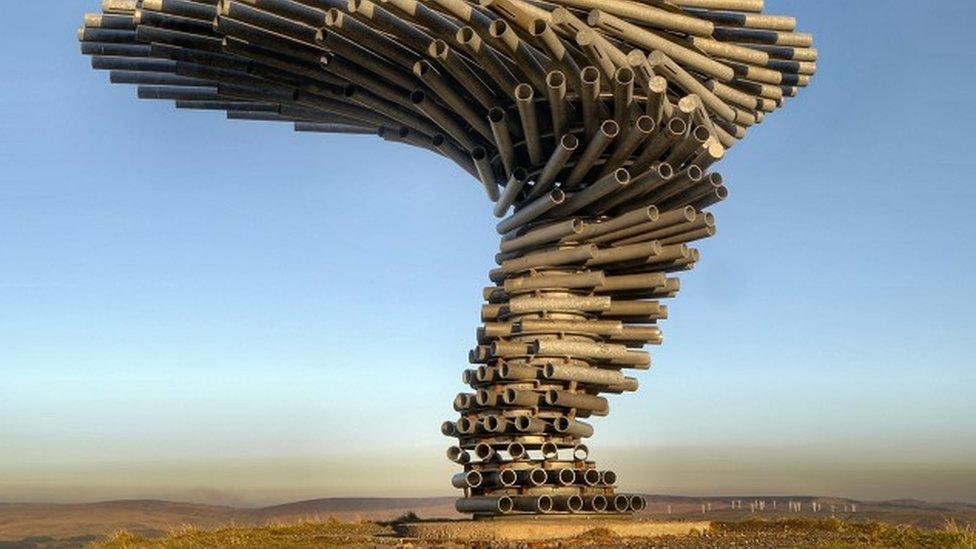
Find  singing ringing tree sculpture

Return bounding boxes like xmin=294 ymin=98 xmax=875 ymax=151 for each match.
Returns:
xmin=79 ymin=0 xmax=816 ymax=518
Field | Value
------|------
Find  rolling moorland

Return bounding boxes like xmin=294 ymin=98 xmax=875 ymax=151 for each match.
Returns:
xmin=1 ymin=495 xmax=975 ymax=547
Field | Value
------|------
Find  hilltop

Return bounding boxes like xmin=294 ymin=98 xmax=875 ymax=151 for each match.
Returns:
xmin=1 ymin=495 xmax=974 ymax=547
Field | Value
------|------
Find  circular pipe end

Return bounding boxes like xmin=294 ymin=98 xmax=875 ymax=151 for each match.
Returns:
xmin=636 ymin=115 xmax=655 ymax=134
xmin=668 ymin=117 xmax=687 ymax=135
xmin=561 ymin=133 xmax=579 ymax=150
xmin=613 ymin=495 xmax=630 ymax=513
xmin=515 ymin=83 xmax=534 ymax=101
xmin=558 ymin=468 xmax=576 ymax=485
xmin=630 ymin=495 xmax=647 ymax=512
xmin=474 ymin=442 xmax=494 ymax=460
xmin=529 ymin=468 xmax=548 ymax=486
xmin=507 ymin=442 xmax=527 ymax=460
xmin=568 ymin=495 xmax=584 ymax=513
xmin=541 ymin=441 xmax=559 ymax=459
xmin=537 ymin=495 xmax=554 ymax=513
xmin=546 ymin=70 xmax=565 ymax=88
xmin=530 ymin=19 xmax=547 ymax=36
xmin=581 ymin=65 xmax=600 ymax=84
xmin=584 ymin=468 xmax=601 ymax=486
xmin=488 ymin=19 xmax=507 ymax=38
xmin=457 ymin=26 xmax=474 ymax=44
xmin=590 ymin=495 xmax=608 ymax=512
xmin=614 ymin=66 xmax=634 ymax=84
xmin=488 ymin=106 xmax=506 ymax=123
xmin=657 ymin=162 xmax=674 ymax=180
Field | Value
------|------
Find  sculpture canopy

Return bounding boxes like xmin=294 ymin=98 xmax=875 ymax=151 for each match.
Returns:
xmin=80 ymin=0 xmax=814 ymax=226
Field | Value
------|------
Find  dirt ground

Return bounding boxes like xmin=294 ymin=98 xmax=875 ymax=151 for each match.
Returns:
xmin=68 ymin=517 xmax=976 ymax=549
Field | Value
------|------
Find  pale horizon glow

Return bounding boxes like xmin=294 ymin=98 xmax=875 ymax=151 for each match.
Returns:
xmin=2 ymin=1 xmax=975 ymax=506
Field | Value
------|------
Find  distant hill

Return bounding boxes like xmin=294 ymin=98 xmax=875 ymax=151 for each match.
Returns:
xmin=0 ymin=500 xmax=241 ymax=542
xmin=1 ymin=495 xmax=973 ymax=546
xmin=0 ymin=497 xmax=462 ymax=545
xmin=243 ymin=496 xmax=460 ymax=523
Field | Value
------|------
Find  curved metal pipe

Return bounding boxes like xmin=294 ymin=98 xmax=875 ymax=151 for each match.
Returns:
xmin=527 ymin=133 xmax=578 ymax=200
xmin=493 ymin=167 xmax=529 ymax=217
xmin=545 ymin=70 xmax=569 ymax=139
xmin=456 ymin=496 xmax=514 ymax=514
xmin=631 ymin=116 xmax=687 ymax=174
xmin=530 ymin=19 xmax=582 ymax=93
xmin=600 ymin=114 xmax=655 ymax=177
xmin=512 ymin=495 xmax=553 ymax=513
xmin=576 ymin=29 xmax=617 ymax=82
xmin=579 ymin=65 xmax=602 ymax=140
xmin=446 ymin=446 xmax=470 ymax=464
xmin=613 ymin=66 xmax=635 ymax=127
xmin=514 ymin=83 xmax=542 ymax=165
xmin=552 ymin=416 xmax=595 ymax=437
xmin=472 ymin=146 xmax=500 ymax=201
xmin=486 ymin=106 xmax=517 ymax=176
xmin=413 ymin=60 xmax=493 ymax=141
xmin=550 ymin=168 xmax=630 ymax=217
xmin=452 ymin=470 xmax=483 ymax=488
xmin=590 ymin=163 xmax=673 ymax=214
xmin=455 ymin=26 xmax=519 ymax=100
xmin=495 ymin=188 xmax=565 ymax=234
xmin=499 ymin=218 xmax=584 ymax=253
xmin=488 ymin=19 xmax=548 ymax=92
xmin=553 ymin=495 xmax=584 ymax=513
xmin=427 ymin=39 xmax=496 ymax=110
xmin=564 ymin=119 xmax=619 ymax=188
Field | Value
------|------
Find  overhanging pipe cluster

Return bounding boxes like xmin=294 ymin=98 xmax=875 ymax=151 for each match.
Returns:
xmin=79 ymin=0 xmax=816 ymax=518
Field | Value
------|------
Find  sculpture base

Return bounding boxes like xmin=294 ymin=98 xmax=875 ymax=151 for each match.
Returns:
xmin=473 ymin=512 xmax=630 ymax=520
xmin=398 ymin=519 xmax=710 ymax=542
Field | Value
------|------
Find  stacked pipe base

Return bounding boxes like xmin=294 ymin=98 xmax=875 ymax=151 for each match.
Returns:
xmin=445 ymin=202 xmax=713 ymax=517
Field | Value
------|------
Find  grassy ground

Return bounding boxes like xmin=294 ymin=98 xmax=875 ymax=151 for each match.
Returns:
xmin=85 ymin=517 xmax=976 ymax=548
xmin=86 ymin=519 xmax=395 ymax=549
xmin=704 ymin=518 xmax=976 ymax=548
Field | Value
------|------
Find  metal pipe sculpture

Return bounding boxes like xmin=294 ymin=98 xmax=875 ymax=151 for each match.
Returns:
xmin=79 ymin=0 xmax=816 ymax=518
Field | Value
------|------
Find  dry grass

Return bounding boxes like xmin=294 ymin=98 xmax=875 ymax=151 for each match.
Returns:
xmin=86 ymin=517 xmax=394 ymax=548
xmin=713 ymin=517 xmax=976 ymax=548
xmin=85 ymin=516 xmax=976 ymax=548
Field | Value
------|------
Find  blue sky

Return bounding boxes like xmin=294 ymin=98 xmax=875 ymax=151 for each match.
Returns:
xmin=1 ymin=1 xmax=975 ymax=505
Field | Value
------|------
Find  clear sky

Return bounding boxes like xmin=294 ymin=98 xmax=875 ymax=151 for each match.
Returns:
xmin=1 ymin=1 xmax=974 ymax=507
